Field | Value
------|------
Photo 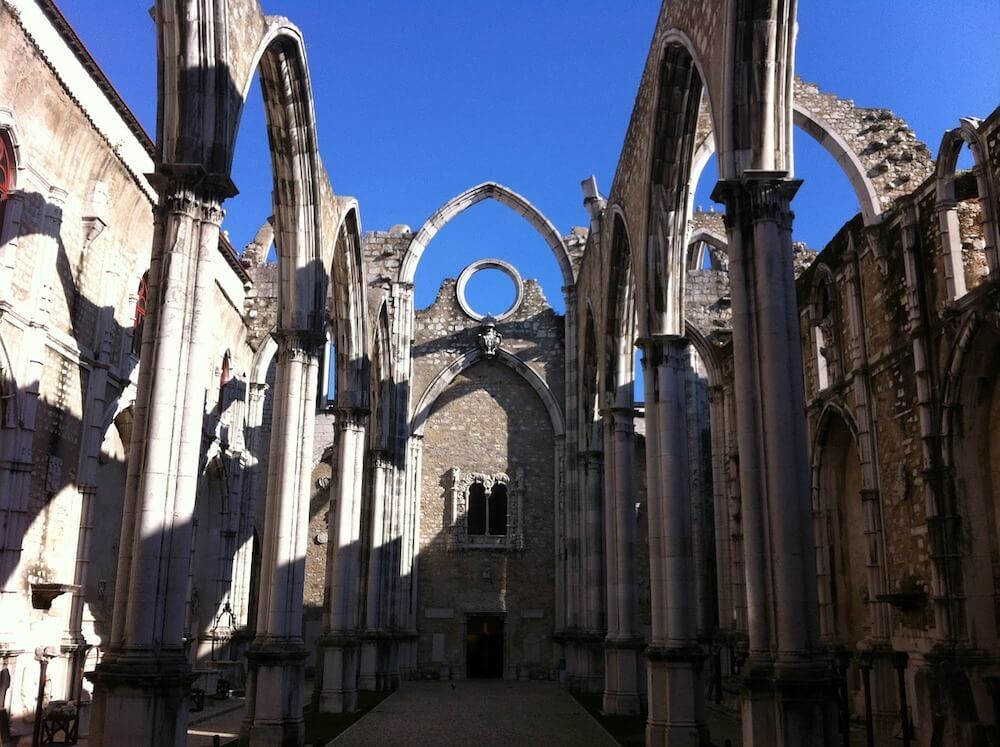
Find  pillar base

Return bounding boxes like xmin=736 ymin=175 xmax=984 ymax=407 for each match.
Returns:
xmin=603 ymin=637 xmax=644 ymax=715
xmin=241 ymin=640 xmax=308 ymax=746
xmin=86 ymin=653 xmax=196 ymax=747
xmin=645 ymin=645 xmax=709 ymax=746
xmin=740 ymin=657 xmax=838 ymax=747
xmin=314 ymin=634 xmax=359 ymax=713
xmin=564 ymin=631 xmax=605 ymax=692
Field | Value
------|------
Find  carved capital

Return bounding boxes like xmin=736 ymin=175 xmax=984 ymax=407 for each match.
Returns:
xmin=335 ymin=407 xmax=368 ymax=432
xmin=712 ymin=172 xmax=801 ymax=232
xmin=275 ymin=332 xmax=322 ymax=363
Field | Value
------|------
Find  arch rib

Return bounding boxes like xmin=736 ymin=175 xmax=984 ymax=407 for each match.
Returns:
xmin=400 ymin=182 xmax=575 ymax=288
xmin=411 ymin=348 xmax=565 ymax=438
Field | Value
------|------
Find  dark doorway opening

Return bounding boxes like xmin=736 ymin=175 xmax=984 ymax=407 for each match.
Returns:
xmin=466 ymin=616 xmax=504 ymax=678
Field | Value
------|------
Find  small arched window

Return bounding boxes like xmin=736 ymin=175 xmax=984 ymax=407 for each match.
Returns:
xmin=0 ymin=130 xmax=14 ymax=233
xmin=468 ymin=482 xmax=507 ymax=537
xmin=219 ymin=351 xmax=231 ymax=409
xmin=131 ymin=271 xmax=149 ymax=356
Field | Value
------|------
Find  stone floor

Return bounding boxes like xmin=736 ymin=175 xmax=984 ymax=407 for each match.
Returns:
xmin=332 ymin=681 xmax=617 ymax=746
xmin=186 ymin=697 xmax=246 ymax=746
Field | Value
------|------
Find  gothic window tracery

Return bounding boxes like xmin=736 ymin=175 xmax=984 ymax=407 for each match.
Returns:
xmin=447 ymin=468 xmax=524 ymax=550
xmin=812 ymin=273 xmax=840 ymax=392
xmin=219 ymin=351 xmax=231 ymax=410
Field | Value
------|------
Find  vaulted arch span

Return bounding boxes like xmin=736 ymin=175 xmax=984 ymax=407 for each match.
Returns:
xmin=411 ymin=348 xmax=565 ymax=439
xmin=400 ymin=182 xmax=575 ymax=288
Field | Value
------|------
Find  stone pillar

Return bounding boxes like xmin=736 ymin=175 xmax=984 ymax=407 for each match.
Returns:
xmin=88 ymin=181 xmax=224 ymax=747
xmin=241 ymin=331 xmax=321 ymax=746
xmin=640 ymin=337 xmax=707 ymax=746
xmin=315 ymin=408 xmax=367 ymax=713
xmin=359 ymin=451 xmax=390 ymax=691
xmin=712 ymin=173 xmax=837 ymax=745
xmin=601 ymin=407 xmax=642 ymax=714
xmin=231 ymin=380 xmax=268 ymax=629
xmin=578 ymin=448 xmax=606 ymax=692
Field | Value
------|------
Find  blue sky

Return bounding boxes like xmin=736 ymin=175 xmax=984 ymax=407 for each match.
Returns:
xmin=61 ymin=2 xmax=999 ymax=315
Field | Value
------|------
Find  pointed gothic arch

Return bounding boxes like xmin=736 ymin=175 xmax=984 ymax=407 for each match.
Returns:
xmin=399 ymin=181 xmax=575 ymax=289
xmin=410 ymin=348 xmax=565 ymax=439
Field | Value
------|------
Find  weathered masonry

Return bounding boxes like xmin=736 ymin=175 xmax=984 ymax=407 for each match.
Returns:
xmin=0 ymin=0 xmax=996 ymax=746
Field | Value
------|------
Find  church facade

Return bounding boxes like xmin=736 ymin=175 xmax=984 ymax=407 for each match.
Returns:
xmin=0 ymin=0 xmax=997 ymax=745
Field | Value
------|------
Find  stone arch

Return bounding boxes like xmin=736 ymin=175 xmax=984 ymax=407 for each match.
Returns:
xmin=643 ymin=35 xmax=711 ymax=337
xmin=941 ymin=311 xmax=1000 ymax=644
xmin=792 ymin=103 xmax=882 ymax=226
xmin=0 ymin=107 xmax=26 ymax=189
xmin=158 ymin=10 xmax=329 ymax=332
xmin=328 ymin=200 xmax=370 ymax=409
xmin=686 ymin=227 xmax=729 ymax=271
xmin=0 ymin=330 xmax=19 ymax=430
xmin=250 ymin=334 xmax=279 ymax=388
xmin=936 ymin=118 xmax=999 ymax=299
xmin=399 ymin=181 xmax=575 ymax=289
xmin=810 ymin=401 xmax=868 ymax=646
xmin=684 ymin=323 xmax=722 ymax=387
xmin=411 ymin=348 xmax=565 ymax=439
xmin=369 ymin=302 xmax=393 ymax=452
xmin=604 ymin=211 xmax=638 ymax=408
xmin=692 ymin=78 xmax=934 ymax=230
xmin=807 ymin=263 xmax=843 ymax=392
xmin=580 ymin=304 xmax=601 ymax=450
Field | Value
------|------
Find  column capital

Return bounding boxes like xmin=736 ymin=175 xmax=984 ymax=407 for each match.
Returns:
xmin=335 ymin=406 xmax=368 ymax=432
xmin=635 ymin=334 xmax=690 ymax=371
xmin=274 ymin=329 xmax=325 ymax=359
xmin=711 ymin=171 xmax=802 ymax=231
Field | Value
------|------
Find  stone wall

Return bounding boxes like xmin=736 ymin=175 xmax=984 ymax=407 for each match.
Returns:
xmin=410 ymin=274 xmax=565 ymax=679
xmin=417 ymin=361 xmax=557 ymax=678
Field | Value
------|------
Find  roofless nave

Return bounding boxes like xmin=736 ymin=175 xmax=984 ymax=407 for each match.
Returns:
xmin=0 ymin=0 xmax=998 ymax=745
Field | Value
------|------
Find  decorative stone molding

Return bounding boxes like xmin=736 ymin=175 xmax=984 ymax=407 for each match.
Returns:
xmin=446 ymin=467 xmax=524 ymax=551
xmin=456 ymin=258 xmax=524 ymax=322
xmin=477 ymin=319 xmax=503 ymax=358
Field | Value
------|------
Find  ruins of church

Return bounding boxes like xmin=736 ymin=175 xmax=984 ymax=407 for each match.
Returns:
xmin=0 ymin=0 xmax=997 ymax=744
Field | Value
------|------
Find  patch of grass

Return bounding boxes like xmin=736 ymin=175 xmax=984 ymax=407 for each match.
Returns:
xmin=570 ymin=690 xmax=647 ymax=746
xmin=303 ymin=690 xmax=392 ymax=746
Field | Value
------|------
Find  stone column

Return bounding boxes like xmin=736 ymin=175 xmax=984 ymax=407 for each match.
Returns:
xmin=88 ymin=181 xmax=224 ymax=747
xmin=315 ymin=408 xmax=367 ymax=713
xmin=707 ymin=385 xmax=733 ymax=632
xmin=640 ymin=337 xmax=707 ymax=746
xmin=601 ymin=407 xmax=642 ymax=714
xmin=241 ymin=331 xmax=321 ymax=746
xmin=562 ymin=451 xmax=583 ymax=686
xmin=231 ymin=380 xmax=269 ymax=629
xmin=578 ymin=448 xmax=606 ymax=692
xmin=359 ymin=451 xmax=389 ymax=691
xmin=712 ymin=173 xmax=837 ymax=745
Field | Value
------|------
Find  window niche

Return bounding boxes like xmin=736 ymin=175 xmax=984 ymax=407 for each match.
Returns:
xmin=447 ymin=468 xmax=524 ymax=551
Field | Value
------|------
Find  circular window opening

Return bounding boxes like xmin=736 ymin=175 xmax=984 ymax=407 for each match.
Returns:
xmin=456 ymin=259 xmax=524 ymax=322
xmin=465 ymin=268 xmax=516 ymax=317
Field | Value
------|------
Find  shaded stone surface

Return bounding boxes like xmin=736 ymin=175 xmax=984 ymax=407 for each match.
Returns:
xmin=333 ymin=681 xmax=615 ymax=746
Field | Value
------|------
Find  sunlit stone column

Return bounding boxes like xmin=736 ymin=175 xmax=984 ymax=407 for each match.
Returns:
xmin=359 ymin=451 xmax=390 ymax=691
xmin=315 ymin=407 xmax=367 ymax=712
xmin=88 ymin=181 xmax=223 ymax=747
xmin=640 ymin=337 xmax=706 ymax=746
xmin=713 ymin=173 xmax=837 ymax=745
xmin=601 ymin=407 xmax=642 ymax=714
xmin=241 ymin=331 xmax=321 ymax=746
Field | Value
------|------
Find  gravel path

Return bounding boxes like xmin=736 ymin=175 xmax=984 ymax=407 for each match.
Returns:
xmin=332 ymin=681 xmax=617 ymax=746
